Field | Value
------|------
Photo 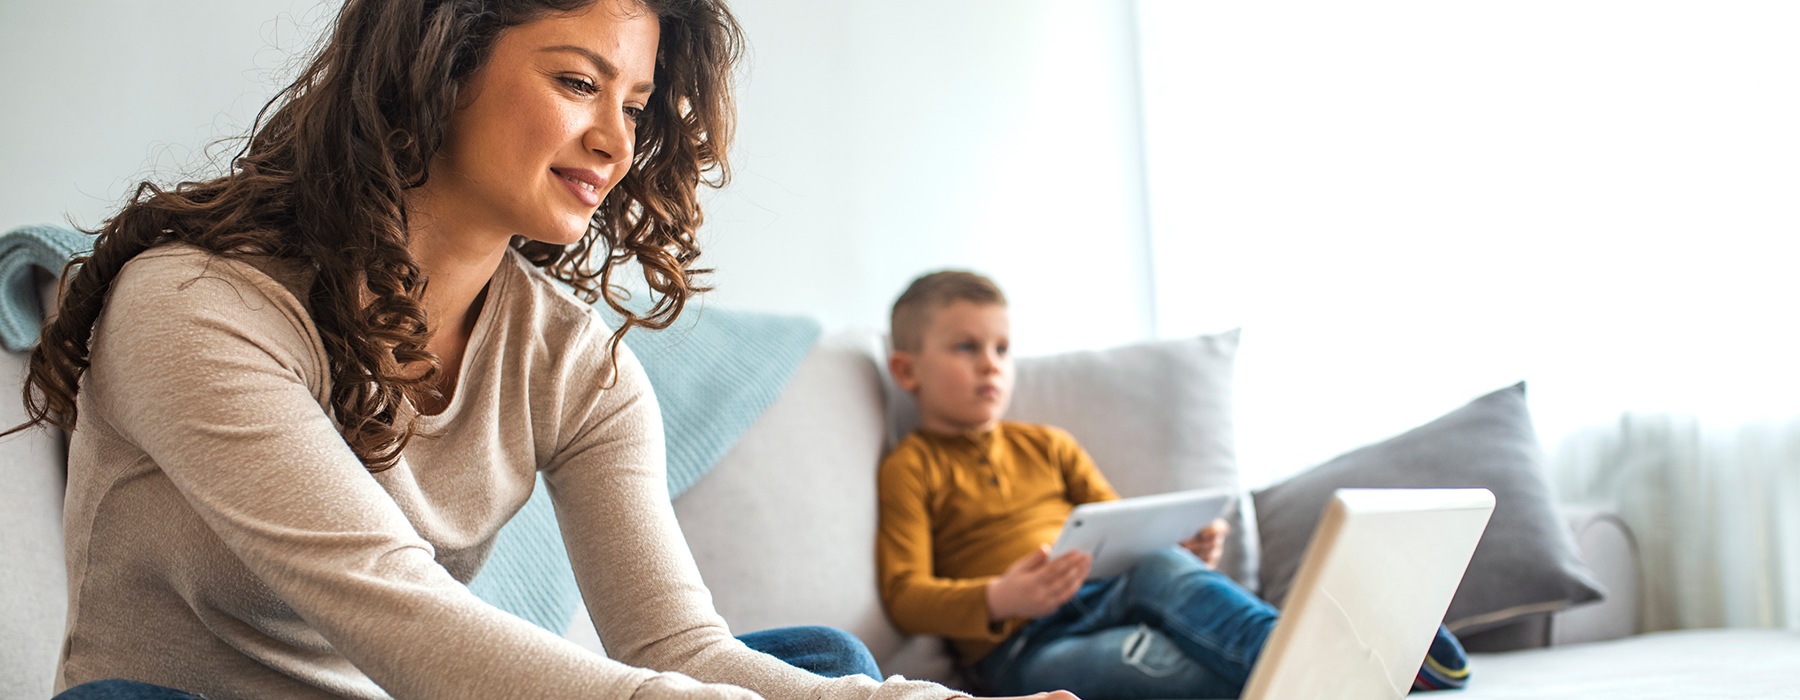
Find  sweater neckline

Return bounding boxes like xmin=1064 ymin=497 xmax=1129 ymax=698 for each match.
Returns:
xmin=409 ymin=250 xmax=517 ymax=432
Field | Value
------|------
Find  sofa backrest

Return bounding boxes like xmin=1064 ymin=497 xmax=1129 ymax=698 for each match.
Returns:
xmin=670 ymin=332 xmax=908 ymax=657
xmin=0 ymin=279 xmax=69 ymax=699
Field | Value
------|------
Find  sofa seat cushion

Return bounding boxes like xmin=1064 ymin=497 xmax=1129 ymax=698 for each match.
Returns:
xmin=1459 ymin=628 xmax=1800 ymax=698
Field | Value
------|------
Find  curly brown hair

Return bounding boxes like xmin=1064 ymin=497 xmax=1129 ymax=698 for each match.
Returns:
xmin=10 ymin=0 xmax=744 ymax=472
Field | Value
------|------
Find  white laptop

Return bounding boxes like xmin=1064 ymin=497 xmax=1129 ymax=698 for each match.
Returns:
xmin=1047 ymin=487 xmax=1235 ymax=580
xmin=1241 ymin=488 xmax=1495 ymax=700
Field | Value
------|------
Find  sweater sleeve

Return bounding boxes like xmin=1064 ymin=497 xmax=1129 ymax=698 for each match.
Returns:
xmin=1053 ymin=428 xmax=1119 ymax=506
xmin=875 ymin=444 xmax=1014 ymax=645
xmin=544 ymin=323 xmax=954 ymax=700
xmin=85 ymin=251 xmax=746 ymax=699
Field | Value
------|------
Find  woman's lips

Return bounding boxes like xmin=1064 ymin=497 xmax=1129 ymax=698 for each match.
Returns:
xmin=551 ymin=168 xmax=604 ymax=207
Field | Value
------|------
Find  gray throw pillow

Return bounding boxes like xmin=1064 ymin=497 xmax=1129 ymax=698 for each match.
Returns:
xmin=1252 ymin=382 xmax=1604 ymax=634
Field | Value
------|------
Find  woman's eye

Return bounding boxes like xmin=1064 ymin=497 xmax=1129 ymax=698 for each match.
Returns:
xmin=996 ymin=345 xmax=1009 ymax=356
xmin=624 ymin=105 xmax=644 ymax=123
xmin=955 ymin=342 xmax=976 ymax=353
xmin=559 ymin=76 xmax=599 ymax=96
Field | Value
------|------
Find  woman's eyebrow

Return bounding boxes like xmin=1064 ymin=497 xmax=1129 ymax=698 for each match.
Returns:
xmin=541 ymin=45 xmax=656 ymax=94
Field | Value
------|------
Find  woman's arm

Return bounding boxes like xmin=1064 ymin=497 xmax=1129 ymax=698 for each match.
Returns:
xmin=87 ymin=249 xmax=748 ymax=699
xmin=544 ymin=329 xmax=955 ymax=700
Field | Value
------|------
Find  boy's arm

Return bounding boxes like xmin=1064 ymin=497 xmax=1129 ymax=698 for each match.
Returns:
xmin=1054 ymin=429 xmax=1119 ymax=506
xmin=876 ymin=454 xmax=1015 ymax=643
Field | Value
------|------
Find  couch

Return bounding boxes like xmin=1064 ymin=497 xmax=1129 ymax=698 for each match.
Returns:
xmin=623 ymin=331 xmax=1800 ymax=698
xmin=5 ymin=327 xmax=1797 ymax=698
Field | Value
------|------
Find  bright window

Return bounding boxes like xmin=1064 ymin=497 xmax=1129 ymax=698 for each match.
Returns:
xmin=1136 ymin=2 xmax=1800 ymax=485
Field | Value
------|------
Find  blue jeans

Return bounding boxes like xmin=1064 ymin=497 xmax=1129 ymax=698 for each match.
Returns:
xmin=54 ymin=625 xmax=881 ymax=698
xmin=738 ymin=624 xmax=883 ymax=679
xmin=50 ymin=681 xmax=203 ymax=700
xmin=972 ymin=547 xmax=1279 ymax=700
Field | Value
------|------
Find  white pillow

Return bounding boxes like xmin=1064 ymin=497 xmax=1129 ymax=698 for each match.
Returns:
xmin=880 ymin=330 xmax=1258 ymax=588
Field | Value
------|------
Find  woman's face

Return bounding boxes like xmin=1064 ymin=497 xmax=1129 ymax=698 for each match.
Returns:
xmin=422 ymin=0 xmax=659 ymax=247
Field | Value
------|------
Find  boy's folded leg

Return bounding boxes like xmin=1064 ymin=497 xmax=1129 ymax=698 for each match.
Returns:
xmin=1412 ymin=624 xmax=1470 ymax=692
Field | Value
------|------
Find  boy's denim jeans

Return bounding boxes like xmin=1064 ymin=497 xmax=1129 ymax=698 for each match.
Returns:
xmin=52 ymin=625 xmax=882 ymax=699
xmin=971 ymin=546 xmax=1279 ymax=700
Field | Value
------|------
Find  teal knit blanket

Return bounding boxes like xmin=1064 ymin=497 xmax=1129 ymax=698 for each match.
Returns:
xmin=0 ymin=225 xmax=92 ymax=351
xmin=0 ymin=224 xmax=820 ymax=633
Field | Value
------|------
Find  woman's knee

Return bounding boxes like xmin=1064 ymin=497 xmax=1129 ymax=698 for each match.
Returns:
xmin=738 ymin=625 xmax=882 ymax=679
xmin=791 ymin=625 xmax=876 ymax=662
xmin=53 ymin=680 xmax=205 ymax=699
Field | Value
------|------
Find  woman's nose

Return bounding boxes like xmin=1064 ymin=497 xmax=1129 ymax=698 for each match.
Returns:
xmin=584 ymin=111 xmax=633 ymax=165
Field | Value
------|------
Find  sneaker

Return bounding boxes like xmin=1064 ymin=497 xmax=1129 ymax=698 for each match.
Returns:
xmin=1412 ymin=624 xmax=1470 ymax=691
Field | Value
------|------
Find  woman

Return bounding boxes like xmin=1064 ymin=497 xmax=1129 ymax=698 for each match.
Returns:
xmin=16 ymin=0 xmax=1074 ymax=698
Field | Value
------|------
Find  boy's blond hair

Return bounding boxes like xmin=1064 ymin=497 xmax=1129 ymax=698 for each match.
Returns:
xmin=889 ymin=270 xmax=1008 ymax=352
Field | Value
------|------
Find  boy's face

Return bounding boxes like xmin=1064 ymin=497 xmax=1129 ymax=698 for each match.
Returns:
xmin=890 ymin=300 xmax=1014 ymax=435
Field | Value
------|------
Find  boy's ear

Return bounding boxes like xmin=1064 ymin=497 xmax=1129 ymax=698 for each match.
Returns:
xmin=888 ymin=350 xmax=920 ymax=393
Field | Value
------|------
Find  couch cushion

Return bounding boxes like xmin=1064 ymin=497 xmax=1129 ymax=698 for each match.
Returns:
xmin=1254 ymin=383 xmax=1605 ymax=635
xmin=883 ymin=330 xmax=1256 ymax=587
xmin=0 ymin=347 xmax=68 ymax=699
xmin=1459 ymin=629 xmax=1800 ymax=699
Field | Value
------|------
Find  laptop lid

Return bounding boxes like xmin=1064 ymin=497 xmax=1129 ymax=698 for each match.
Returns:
xmin=1241 ymin=488 xmax=1495 ymax=700
xmin=1048 ymin=487 xmax=1235 ymax=580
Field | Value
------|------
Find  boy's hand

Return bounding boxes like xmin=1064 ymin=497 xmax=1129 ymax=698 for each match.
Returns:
xmin=1179 ymin=518 xmax=1230 ymax=569
xmin=986 ymin=545 xmax=1091 ymax=621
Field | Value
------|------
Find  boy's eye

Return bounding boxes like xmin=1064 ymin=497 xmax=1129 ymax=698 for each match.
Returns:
xmin=955 ymin=342 xmax=977 ymax=353
xmin=996 ymin=345 xmax=1009 ymax=356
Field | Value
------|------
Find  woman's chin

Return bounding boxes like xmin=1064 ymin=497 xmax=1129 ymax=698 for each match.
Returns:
xmin=519 ymin=222 xmax=593 ymax=248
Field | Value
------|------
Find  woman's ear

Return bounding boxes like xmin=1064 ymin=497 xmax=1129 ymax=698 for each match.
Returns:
xmin=888 ymin=351 xmax=920 ymax=393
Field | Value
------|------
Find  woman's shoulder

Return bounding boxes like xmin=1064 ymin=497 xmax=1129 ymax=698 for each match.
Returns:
xmin=116 ymin=243 xmax=313 ymax=309
xmin=490 ymin=249 xmax=646 ymax=385
xmin=493 ymin=249 xmax=655 ymax=368
xmin=496 ymin=249 xmax=604 ymax=336
xmin=106 ymin=243 xmax=323 ymax=358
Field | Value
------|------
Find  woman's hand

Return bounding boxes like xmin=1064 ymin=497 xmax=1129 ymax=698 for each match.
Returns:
xmin=986 ymin=545 xmax=1091 ymax=621
xmin=1179 ymin=518 xmax=1230 ymax=569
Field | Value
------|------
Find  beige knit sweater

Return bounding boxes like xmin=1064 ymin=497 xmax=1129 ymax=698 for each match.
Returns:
xmin=56 ymin=245 xmax=952 ymax=700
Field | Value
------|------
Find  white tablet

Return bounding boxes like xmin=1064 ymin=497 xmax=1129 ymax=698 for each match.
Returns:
xmin=1048 ymin=487 xmax=1236 ymax=580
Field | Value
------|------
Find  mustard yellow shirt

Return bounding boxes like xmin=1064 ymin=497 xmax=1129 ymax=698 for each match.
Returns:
xmin=876 ymin=421 xmax=1119 ymax=665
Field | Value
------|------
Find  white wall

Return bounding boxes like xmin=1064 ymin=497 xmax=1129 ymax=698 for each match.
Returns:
xmin=704 ymin=1 xmax=1153 ymax=352
xmin=1138 ymin=1 xmax=1800 ymax=485
xmin=0 ymin=0 xmax=333 ymax=229
xmin=0 ymin=0 xmax=1155 ymax=356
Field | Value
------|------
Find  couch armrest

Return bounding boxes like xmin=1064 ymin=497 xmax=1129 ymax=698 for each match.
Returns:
xmin=1547 ymin=505 xmax=1641 ymax=646
xmin=1460 ymin=505 xmax=1642 ymax=652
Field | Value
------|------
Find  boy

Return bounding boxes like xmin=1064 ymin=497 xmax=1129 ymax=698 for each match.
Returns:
xmin=875 ymin=270 xmax=1469 ymax=698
